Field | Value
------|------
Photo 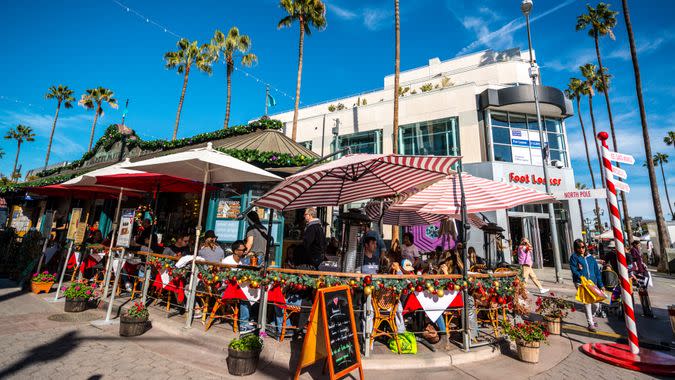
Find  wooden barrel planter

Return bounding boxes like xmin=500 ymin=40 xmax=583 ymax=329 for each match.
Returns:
xmin=543 ymin=316 xmax=562 ymax=335
xmin=516 ymin=340 xmax=540 ymax=364
xmin=226 ymin=348 xmax=262 ymax=376
xmin=119 ymin=315 xmax=149 ymax=337
xmin=64 ymin=297 xmax=88 ymax=313
xmin=31 ymin=281 xmax=54 ymax=294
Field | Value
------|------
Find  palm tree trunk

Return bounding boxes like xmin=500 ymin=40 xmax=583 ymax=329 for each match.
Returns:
xmin=577 ymin=198 xmax=585 ymax=232
xmin=587 ymin=94 xmax=604 ymax=185
xmin=577 ymin=97 xmax=602 ymax=230
xmin=660 ymin=164 xmax=674 ymax=219
xmin=621 ymin=0 xmax=670 ymax=271
xmin=291 ymin=20 xmax=305 ymax=142
xmin=88 ymin=109 xmax=100 ymax=152
xmin=12 ymin=141 xmax=20 ymax=182
xmin=594 ymin=33 xmax=634 ymax=239
xmin=392 ymin=0 xmax=400 ymax=154
xmin=224 ymin=61 xmax=233 ymax=129
xmin=173 ymin=65 xmax=191 ymax=140
xmin=45 ymin=103 xmax=61 ymax=169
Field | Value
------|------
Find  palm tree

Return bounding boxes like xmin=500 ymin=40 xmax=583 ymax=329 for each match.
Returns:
xmin=393 ymin=0 xmax=400 ymax=154
xmin=566 ymin=78 xmax=602 ymax=230
xmin=277 ymin=0 xmax=327 ymax=142
xmin=665 ymin=131 xmax=675 ymax=151
xmin=621 ymin=0 xmax=670 ymax=271
xmin=44 ymin=85 xmax=75 ymax=169
xmin=579 ymin=64 xmax=604 ymax=184
xmin=211 ymin=27 xmax=258 ymax=129
xmin=4 ymin=125 xmax=35 ymax=182
xmin=648 ymin=153 xmax=674 ymax=220
xmin=164 ymin=38 xmax=214 ymax=140
xmin=79 ymin=87 xmax=118 ymax=151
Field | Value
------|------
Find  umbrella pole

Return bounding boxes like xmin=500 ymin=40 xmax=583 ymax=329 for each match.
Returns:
xmin=185 ymin=164 xmax=209 ymax=328
xmin=103 ymin=188 xmax=124 ymax=301
xmin=257 ymin=209 xmax=275 ymax=334
xmin=457 ymin=165 xmax=472 ymax=352
xmin=53 ymin=240 xmax=74 ymax=301
xmin=141 ymin=184 xmax=160 ymax=305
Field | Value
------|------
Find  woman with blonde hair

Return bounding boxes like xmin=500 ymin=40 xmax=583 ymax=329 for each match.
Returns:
xmin=517 ymin=238 xmax=548 ymax=293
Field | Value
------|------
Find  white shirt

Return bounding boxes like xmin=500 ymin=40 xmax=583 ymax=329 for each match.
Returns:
xmin=401 ymin=244 xmax=420 ymax=262
xmin=222 ymin=254 xmax=241 ymax=270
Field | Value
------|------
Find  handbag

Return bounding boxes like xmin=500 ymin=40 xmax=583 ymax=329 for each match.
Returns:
xmin=422 ymin=323 xmax=440 ymax=344
xmin=575 ymin=276 xmax=607 ymax=304
xmin=388 ymin=332 xmax=418 ymax=354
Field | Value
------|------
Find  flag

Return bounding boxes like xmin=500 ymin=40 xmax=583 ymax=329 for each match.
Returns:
xmin=266 ymin=93 xmax=276 ymax=108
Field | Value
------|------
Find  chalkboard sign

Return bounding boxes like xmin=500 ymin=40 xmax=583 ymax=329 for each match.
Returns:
xmin=294 ymin=285 xmax=363 ymax=380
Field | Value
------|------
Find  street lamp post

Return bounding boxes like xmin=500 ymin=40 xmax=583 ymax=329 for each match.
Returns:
xmin=521 ymin=0 xmax=563 ymax=283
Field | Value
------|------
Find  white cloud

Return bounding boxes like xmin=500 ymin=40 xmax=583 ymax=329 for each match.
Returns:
xmin=324 ymin=2 xmax=392 ymax=31
xmin=544 ymin=49 xmax=597 ymax=73
xmin=607 ymin=32 xmax=674 ymax=61
xmin=456 ymin=0 xmax=576 ymax=56
xmin=326 ymin=3 xmax=357 ymax=20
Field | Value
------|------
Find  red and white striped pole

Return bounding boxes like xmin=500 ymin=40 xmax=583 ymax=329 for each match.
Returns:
xmin=597 ymin=131 xmax=639 ymax=354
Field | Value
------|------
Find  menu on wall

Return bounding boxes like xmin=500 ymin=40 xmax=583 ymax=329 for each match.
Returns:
xmin=116 ymin=208 xmax=135 ymax=248
xmin=214 ymin=219 xmax=240 ymax=242
xmin=66 ymin=208 xmax=82 ymax=240
xmin=324 ymin=288 xmax=358 ymax=374
xmin=217 ymin=200 xmax=241 ymax=219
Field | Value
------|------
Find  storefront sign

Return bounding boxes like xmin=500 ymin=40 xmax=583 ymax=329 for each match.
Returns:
xmin=66 ymin=208 xmax=82 ymax=240
xmin=508 ymin=172 xmax=562 ymax=186
xmin=612 ymin=166 xmax=627 ymax=179
xmin=216 ymin=200 xmax=241 ymax=219
xmin=116 ymin=208 xmax=135 ymax=247
xmin=9 ymin=206 xmax=31 ymax=237
xmin=553 ymin=188 xmax=607 ymax=200
xmin=509 ymin=129 xmax=542 ymax=165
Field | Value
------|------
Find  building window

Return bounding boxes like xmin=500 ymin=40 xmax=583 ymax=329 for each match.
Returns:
xmin=299 ymin=140 xmax=313 ymax=150
xmin=489 ymin=111 xmax=567 ymax=166
xmin=335 ymin=130 xmax=382 ymax=156
xmin=399 ymin=117 xmax=459 ymax=156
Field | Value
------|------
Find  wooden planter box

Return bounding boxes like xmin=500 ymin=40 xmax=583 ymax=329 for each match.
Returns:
xmin=543 ymin=316 xmax=562 ymax=335
xmin=226 ymin=348 xmax=262 ymax=376
xmin=64 ymin=298 xmax=88 ymax=313
xmin=31 ymin=281 xmax=54 ymax=294
xmin=119 ymin=315 xmax=149 ymax=337
xmin=516 ymin=340 xmax=540 ymax=364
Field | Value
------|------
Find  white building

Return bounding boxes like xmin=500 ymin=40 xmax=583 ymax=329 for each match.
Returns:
xmin=269 ymin=48 xmax=579 ymax=268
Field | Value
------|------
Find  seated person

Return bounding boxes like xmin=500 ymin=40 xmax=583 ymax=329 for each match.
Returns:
xmin=391 ymin=259 xmax=415 ymax=275
xmin=439 ymin=249 xmax=464 ymax=275
xmin=468 ymin=246 xmax=486 ymax=270
xmin=223 ymin=240 xmax=256 ymax=333
xmin=401 ymin=232 xmax=421 ymax=267
xmin=163 ymin=233 xmax=191 ymax=257
xmin=198 ymin=230 xmax=224 ymax=262
xmin=361 ymin=236 xmax=380 ymax=274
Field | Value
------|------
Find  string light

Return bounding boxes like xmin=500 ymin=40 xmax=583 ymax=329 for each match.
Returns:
xmin=110 ymin=0 xmax=297 ymax=104
xmin=0 ymin=95 xmax=46 ymax=110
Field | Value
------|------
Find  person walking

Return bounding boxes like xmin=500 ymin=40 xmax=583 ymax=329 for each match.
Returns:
xmin=244 ymin=211 xmax=269 ymax=266
xmin=517 ymin=238 xmax=549 ymax=294
xmin=302 ymin=207 xmax=326 ymax=268
xmin=569 ymin=239 xmax=605 ymax=332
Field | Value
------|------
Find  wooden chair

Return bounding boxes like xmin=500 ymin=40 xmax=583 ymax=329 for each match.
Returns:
xmin=279 ymin=303 xmax=302 ymax=342
xmin=474 ymin=295 xmax=508 ymax=338
xmin=494 ymin=267 xmax=511 ymax=273
xmin=370 ymin=289 xmax=401 ymax=353
xmin=443 ymin=308 xmax=463 ymax=335
xmin=204 ymin=297 xmax=239 ymax=332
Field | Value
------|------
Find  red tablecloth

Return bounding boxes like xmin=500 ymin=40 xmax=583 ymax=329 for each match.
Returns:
xmin=152 ymin=273 xmax=185 ymax=303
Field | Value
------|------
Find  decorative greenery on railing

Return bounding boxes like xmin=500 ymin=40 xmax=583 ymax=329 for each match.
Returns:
xmin=218 ymin=148 xmax=314 ymax=169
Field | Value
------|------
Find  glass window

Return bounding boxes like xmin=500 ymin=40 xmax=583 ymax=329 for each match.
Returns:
xmin=544 ymin=118 xmax=561 ymax=133
xmin=493 ymin=144 xmax=512 ymax=162
xmin=510 ymin=114 xmax=527 ymax=130
xmin=549 ymin=150 xmax=567 ymax=164
xmin=399 ymin=117 xmax=458 ymax=156
xmin=492 ymin=127 xmax=510 ymax=145
xmin=336 ymin=130 xmax=381 ymax=155
xmin=547 ymin=133 xmax=564 ymax=150
xmin=527 ymin=115 xmax=541 ymax=131
xmin=491 ymin=112 xmax=509 ymax=128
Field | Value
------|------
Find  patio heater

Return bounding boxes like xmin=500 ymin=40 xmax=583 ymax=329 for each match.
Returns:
xmin=338 ymin=209 xmax=371 ymax=273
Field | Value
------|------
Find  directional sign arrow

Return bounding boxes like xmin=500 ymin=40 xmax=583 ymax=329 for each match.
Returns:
xmin=612 ymin=166 xmax=627 ymax=179
xmin=608 ymin=151 xmax=635 ymax=165
xmin=611 ymin=178 xmax=631 ymax=193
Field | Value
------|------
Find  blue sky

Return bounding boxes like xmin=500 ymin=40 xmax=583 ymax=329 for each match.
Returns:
xmin=0 ymin=0 xmax=673 ymax=220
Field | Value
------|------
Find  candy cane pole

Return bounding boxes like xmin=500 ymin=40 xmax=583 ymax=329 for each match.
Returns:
xmin=598 ymin=131 xmax=639 ymax=354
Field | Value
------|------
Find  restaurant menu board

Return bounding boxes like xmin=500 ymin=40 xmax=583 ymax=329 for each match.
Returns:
xmin=10 ymin=206 xmax=31 ymax=237
xmin=216 ymin=199 xmax=241 ymax=219
xmin=294 ymin=285 xmax=363 ymax=380
xmin=66 ymin=208 xmax=82 ymax=240
xmin=74 ymin=223 xmax=87 ymax=244
xmin=39 ymin=211 xmax=54 ymax=239
xmin=116 ymin=208 xmax=135 ymax=247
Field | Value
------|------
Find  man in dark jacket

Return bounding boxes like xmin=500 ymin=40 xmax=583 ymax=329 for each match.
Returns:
xmin=569 ymin=239 xmax=604 ymax=332
xmin=303 ymin=207 xmax=326 ymax=268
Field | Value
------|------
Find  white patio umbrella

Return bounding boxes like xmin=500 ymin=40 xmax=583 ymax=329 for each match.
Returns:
xmin=122 ymin=142 xmax=282 ymax=326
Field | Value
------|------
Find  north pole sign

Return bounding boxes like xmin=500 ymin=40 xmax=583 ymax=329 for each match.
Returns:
xmin=553 ymin=188 xmax=607 ymax=200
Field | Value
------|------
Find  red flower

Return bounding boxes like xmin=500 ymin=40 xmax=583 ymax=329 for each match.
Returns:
xmin=571 ymin=307 xmax=576 ymax=313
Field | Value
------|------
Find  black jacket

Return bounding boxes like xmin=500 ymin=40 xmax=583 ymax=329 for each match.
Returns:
xmin=303 ymin=220 xmax=326 ymax=267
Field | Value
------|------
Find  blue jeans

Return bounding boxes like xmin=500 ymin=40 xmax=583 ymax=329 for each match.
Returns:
xmin=239 ymin=302 xmax=258 ymax=332
xmin=436 ymin=315 xmax=446 ymax=333
xmin=274 ymin=293 xmax=303 ymax=335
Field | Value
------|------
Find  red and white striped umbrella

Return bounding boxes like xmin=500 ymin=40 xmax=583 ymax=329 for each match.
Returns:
xmin=254 ymin=154 xmax=459 ymax=211
xmin=390 ymin=173 xmax=554 ymax=215
xmin=365 ymin=199 xmax=487 ymax=228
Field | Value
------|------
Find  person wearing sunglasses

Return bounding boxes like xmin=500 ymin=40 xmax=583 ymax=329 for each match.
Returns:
xmin=570 ymin=239 xmax=604 ymax=332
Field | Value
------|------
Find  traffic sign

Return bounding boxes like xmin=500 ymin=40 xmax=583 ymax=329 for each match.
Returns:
xmin=608 ymin=151 xmax=635 ymax=165
xmin=611 ymin=179 xmax=631 ymax=193
xmin=553 ymin=188 xmax=607 ymax=200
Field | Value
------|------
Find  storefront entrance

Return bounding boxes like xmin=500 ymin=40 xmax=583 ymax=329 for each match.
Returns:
xmin=508 ymin=213 xmax=570 ymax=269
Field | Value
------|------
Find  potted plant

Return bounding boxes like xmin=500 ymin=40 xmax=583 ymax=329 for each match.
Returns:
xmin=536 ymin=293 xmax=574 ymax=335
xmin=226 ymin=334 xmax=264 ymax=376
xmin=502 ymin=321 xmax=549 ymax=364
xmin=62 ymin=281 xmax=96 ymax=312
xmin=120 ymin=301 xmax=150 ymax=337
xmin=31 ymin=271 xmax=56 ymax=294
